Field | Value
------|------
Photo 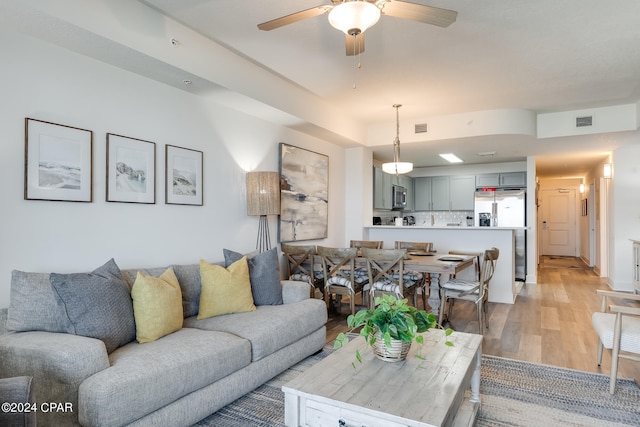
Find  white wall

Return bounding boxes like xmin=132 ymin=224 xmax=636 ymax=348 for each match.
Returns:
xmin=611 ymin=143 xmax=640 ymax=291
xmin=0 ymin=30 xmax=347 ymax=308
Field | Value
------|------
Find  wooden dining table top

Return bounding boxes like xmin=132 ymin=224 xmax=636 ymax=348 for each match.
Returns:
xmin=354 ymin=251 xmax=475 ymax=275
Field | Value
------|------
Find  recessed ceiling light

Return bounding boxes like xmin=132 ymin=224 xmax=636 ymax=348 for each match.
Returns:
xmin=439 ymin=153 xmax=463 ymax=163
xmin=183 ymin=79 xmax=192 ymax=85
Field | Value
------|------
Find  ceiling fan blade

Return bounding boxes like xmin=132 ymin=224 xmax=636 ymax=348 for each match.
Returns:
xmin=380 ymin=1 xmax=457 ymax=27
xmin=345 ymin=33 xmax=365 ymax=56
xmin=257 ymin=5 xmax=332 ymax=31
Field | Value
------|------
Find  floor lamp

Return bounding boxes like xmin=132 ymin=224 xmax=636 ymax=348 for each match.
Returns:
xmin=246 ymin=171 xmax=281 ymax=252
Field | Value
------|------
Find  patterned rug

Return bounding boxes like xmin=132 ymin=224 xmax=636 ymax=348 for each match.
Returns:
xmin=194 ymin=346 xmax=640 ymax=427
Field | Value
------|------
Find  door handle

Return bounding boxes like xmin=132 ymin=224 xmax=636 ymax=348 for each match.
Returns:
xmin=542 ymin=221 xmax=547 ymax=229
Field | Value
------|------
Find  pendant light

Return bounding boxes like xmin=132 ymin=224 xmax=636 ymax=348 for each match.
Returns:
xmin=328 ymin=1 xmax=381 ymax=36
xmin=382 ymin=104 xmax=413 ymax=175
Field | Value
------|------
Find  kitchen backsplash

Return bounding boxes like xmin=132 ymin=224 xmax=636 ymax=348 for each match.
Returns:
xmin=373 ymin=210 xmax=474 ymax=226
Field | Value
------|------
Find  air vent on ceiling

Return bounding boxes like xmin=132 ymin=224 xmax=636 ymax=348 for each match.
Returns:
xmin=576 ymin=116 xmax=593 ymax=127
xmin=414 ymin=123 xmax=428 ymax=134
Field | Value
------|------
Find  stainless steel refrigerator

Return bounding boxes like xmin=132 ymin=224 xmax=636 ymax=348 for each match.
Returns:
xmin=474 ymin=189 xmax=526 ymax=281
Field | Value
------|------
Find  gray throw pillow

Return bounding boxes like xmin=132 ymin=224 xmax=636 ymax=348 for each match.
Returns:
xmin=50 ymin=259 xmax=135 ymax=353
xmin=223 ymin=248 xmax=283 ymax=306
xmin=6 ymin=270 xmax=73 ymax=334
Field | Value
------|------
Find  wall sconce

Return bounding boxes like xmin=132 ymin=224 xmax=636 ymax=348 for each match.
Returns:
xmin=246 ymin=171 xmax=280 ymax=252
xmin=579 ymin=183 xmax=585 ymax=193
xmin=603 ymin=163 xmax=612 ymax=179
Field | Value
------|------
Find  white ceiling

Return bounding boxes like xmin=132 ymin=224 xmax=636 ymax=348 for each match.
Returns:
xmin=138 ymin=0 xmax=640 ymax=177
xmin=6 ymin=1 xmax=640 ymax=177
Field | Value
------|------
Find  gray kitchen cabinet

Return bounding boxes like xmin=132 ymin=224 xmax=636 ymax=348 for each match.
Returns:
xmin=373 ymin=166 xmax=392 ymax=209
xmin=399 ymin=175 xmax=414 ymax=211
xmin=476 ymin=172 xmax=526 ymax=188
xmin=414 ymin=177 xmax=432 ymax=210
xmin=431 ymin=176 xmax=450 ymax=210
xmin=449 ymin=175 xmax=476 ymax=210
xmin=499 ymin=172 xmax=526 ymax=187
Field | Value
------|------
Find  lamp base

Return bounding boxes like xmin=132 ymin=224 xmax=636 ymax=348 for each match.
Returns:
xmin=256 ymin=215 xmax=272 ymax=252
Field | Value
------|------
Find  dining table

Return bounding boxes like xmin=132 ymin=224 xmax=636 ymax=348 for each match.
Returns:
xmin=355 ymin=251 xmax=475 ymax=316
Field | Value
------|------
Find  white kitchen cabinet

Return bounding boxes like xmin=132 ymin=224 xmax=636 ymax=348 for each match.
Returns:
xmin=450 ymin=175 xmax=476 ymax=210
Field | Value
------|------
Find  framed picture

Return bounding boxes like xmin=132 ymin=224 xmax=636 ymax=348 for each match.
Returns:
xmin=106 ymin=133 xmax=156 ymax=204
xmin=279 ymin=143 xmax=329 ymax=242
xmin=165 ymin=144 xmax=203 ymax=206
xmin=25 ymin=118 xmax=93 ymax=202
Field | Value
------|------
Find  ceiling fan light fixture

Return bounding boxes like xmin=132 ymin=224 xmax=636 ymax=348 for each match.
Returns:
xmin=328 ymin=1 xmax=381 ymax=35
xmin=382 ymin=104 xmax=413 ymax=175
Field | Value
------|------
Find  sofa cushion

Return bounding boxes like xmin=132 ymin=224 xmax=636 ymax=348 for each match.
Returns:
xmin=131 ymin=268 xmax=183 ymax=343
xmin=78 ymin=328 xmax=251 ymax=427
xmin=171 ymin=263 xmax=201 ymax=318
xmin=6 ymin=270 xmax=72 ymax=334
xmin=50 ymin=259 xmax=135 ymax=353
xmin=224 ymin=248 xmax=283 ymax=306
xmin=184 ymin=298 xmax=327 ymax=361
xmin=121 ymin=266 xmax=168 ymax=292
xmin=198 ymin=258 xmax=256 ymax=319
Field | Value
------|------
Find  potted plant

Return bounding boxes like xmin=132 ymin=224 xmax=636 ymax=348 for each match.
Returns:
xmin=334 ymin=294 xmax=453 ymax=364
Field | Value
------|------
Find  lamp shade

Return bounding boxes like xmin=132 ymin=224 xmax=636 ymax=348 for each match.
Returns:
xmin=382 ymin=162 xmax=414 ymax=175
xmin=246 ymin=172 xmax=280 ymax=216
xmin=328 ymin=1 xmax=380 ymax=35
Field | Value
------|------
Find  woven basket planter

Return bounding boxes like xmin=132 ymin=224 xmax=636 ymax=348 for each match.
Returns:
xmin=372 ymin=331 xmax=411 ymax=362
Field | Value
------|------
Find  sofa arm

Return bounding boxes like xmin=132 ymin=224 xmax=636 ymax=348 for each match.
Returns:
xmin=0 ymin=331 xmax=109 ymax=426
xmin=281 ymin=280 xmax=311 ymax=304
xmin=0 ymin=376 xmax=36 ymax=427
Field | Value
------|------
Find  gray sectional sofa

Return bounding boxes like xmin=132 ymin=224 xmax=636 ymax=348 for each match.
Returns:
xmin=0 ymin=252 xmax=327 ymax=427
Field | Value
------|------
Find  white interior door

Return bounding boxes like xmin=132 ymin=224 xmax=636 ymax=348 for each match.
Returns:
xmin=540 ymin=188 xmax=577 ymax=256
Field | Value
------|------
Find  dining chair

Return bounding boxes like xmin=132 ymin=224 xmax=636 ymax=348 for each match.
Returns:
xmin=439 ymin=247 xmax=499 ymax=334
xmin=281 ymin=243 xmax=322 ymax=298
xmin=448 ymin=250 xmax=482 ymax=281
xmin=394 ymin=241 xmax=433 ymax=308
xmin=349 ymin=240 xmax=383 ymax=284
xmin=316 ymin=246 xmax=362 ymax=315
xmin=394 ymin=241 xmax=433 ymax=253
xmin=361 ymin=248 xmax=424 ymax=309
xmin=591 ymin=289 xmax=640 ymax=394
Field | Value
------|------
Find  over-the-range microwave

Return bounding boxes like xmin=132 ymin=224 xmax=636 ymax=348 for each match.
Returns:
xmin=391 ymin=185 xmax=407 ymax=210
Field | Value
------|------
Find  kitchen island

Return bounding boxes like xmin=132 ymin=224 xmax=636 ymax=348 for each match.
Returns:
xmin=364 ymin=226 xmax=519 ymax=304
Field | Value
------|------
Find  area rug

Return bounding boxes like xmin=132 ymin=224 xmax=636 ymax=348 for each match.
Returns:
xmin=193 ymin=347 xmax=640 ymax=427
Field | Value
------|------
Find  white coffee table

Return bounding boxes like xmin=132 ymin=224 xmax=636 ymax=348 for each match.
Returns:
xmin=283 ymin=330 xmax=482 ymax=427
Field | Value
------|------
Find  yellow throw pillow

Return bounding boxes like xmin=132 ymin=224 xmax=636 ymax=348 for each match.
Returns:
xmin=198 ymin=257 xmax=256 ymax=319
xmin=131 ymin=268 xmax=183 ymax=343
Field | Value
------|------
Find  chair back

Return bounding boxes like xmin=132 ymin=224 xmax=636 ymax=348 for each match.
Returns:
xmin=361 ymin=248 xmax=407 ymax=302
xmin=479 ymin=247 xmax=499 ymax=294
xmin=316 ymin=246 xmax=357 ymax=287
xmin=395 ymin=241 xmax=433 ymax=252
xmin=349 ymin=240 xmax=383 ymax=249
xmin=281 ymin=243 xmax=316 ymax=280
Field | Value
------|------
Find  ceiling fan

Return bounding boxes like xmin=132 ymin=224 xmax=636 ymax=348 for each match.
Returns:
xmin=257 ymin=0 xmax=457 ymax=56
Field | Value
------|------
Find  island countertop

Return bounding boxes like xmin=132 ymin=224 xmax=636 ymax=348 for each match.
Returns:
xmin=365 ymin=225 xmax=526 ymax=230
xmin=364 ymin=226 xmax=517 ymax=304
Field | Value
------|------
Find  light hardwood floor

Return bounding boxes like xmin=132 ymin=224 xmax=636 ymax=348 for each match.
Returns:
xmin=324 ymin=255 xmax=640 ymax=383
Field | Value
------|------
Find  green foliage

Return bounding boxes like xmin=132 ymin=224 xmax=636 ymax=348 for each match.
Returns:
xmin=333 ymin=295 xmax=454 ymax=361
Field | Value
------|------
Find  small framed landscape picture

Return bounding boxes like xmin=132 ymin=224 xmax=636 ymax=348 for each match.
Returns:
xmin=106 ymin=133 xmax=156 ymax=204
xmin=165 ymin=144 xmax=203 ymax=206
xmin=24 ymin=118 xmax=93 ymax=202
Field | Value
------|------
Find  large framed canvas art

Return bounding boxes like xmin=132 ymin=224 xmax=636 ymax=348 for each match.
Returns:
xmin=165 ymin=144 xmax=203 ymax=206
xmin=279 ymin=143 xmax=328 ymax=242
